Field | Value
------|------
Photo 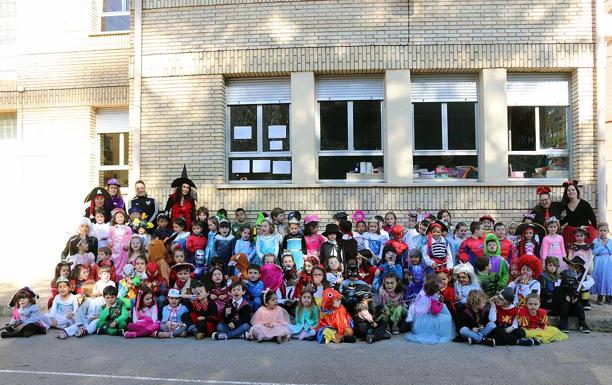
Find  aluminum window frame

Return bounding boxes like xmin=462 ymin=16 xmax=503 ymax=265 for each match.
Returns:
xmin=99 ymin=0 xmax=130 ymax=33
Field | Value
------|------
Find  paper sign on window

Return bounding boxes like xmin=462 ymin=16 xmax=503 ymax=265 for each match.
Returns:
xmin=272 ymin=161 xmax=291 ymax=174
xmin=231 ymin=159 xmax=249 ymax=173
xmin=269 ymin=140 xmax=283 ymax=151
xmin=234 ymin=126 xmax=252 ymax=140
xmin=268 ymin=125 xmax=286 ymax=139
xmin=252 ymin=159 xmax=271 ymax=173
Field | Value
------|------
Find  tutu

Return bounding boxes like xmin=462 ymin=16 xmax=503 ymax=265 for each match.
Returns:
xmin=592 ymin=254 xmax=612 ymax=295
xmin=524 ymin=326 xmax=568 ymax=344
xmin=405 ymin=303 xmax=455 ymax=345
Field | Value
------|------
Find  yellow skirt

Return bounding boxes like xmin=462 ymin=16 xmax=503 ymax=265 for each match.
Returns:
xmin=525 ymin=326 xmax=568 ymax=344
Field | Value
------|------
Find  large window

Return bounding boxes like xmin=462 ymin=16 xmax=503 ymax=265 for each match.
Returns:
xmin=507 ymin=74 xmax=570 ymax=179
xmin=0 ymin=112 xmax=16 ymax=141
xmin=97 ymin=109 xmax=129 ymax=186
xmin=226 ymin=78 xmax=291 ymax=182
xmin=317 ymin=76 xmax=384 ymax=181
xmin=100 ymin=0 xmax=130 ymax=32
xmin=411 ymin=75 xmax=479 ymax=180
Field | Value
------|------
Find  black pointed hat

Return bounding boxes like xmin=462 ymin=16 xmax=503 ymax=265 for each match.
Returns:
xmin=171 ymin=165 xmax=196 ymax=188
xmin=84 ymin=187 xmax=112 ymax=203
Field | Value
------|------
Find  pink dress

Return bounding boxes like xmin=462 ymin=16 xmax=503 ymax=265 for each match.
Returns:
xmin=249 ymin=305 xmax=291 ymax=341
xmin=109 ymin=224 xmax=132 ymax=279
xmin=305 ymin=234 xmax=325 ymax=258
xmin=125 ymin=305 xmax=160 ymax=338
xmin=540 ymin=234 xmax=568 ymax=271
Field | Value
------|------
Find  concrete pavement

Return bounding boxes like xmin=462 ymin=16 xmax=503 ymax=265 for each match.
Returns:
xmin=0 ymin=327 xmax=610 ymax=385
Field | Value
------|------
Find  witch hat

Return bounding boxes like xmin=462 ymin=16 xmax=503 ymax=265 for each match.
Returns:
xmin=171 ymin=164 xmax=196 ymax=188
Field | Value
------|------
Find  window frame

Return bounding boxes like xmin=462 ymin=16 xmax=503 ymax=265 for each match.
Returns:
xmin=0 ymin=111 xmax=17 ymax=142
xmin=225 ymin=103 xmax=292 ymax=184
xmin=316 ymin=100 xmax=385 ymax=182
xmin=99 ymin=0 xmax=130 ymax=33
xmin=96 ymin=109 xmax=130 ymax=187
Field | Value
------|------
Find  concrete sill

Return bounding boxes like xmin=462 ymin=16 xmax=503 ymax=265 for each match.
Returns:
xmin=89 ymin=31 xmax=130 ymax=37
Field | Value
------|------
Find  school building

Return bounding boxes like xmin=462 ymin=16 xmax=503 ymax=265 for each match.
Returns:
xmin=1 ymin=1 xmax=612 ymax=279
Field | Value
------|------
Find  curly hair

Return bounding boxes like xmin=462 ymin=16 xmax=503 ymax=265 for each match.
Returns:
xmin=517 ymin=254 xmax=543 ymax=279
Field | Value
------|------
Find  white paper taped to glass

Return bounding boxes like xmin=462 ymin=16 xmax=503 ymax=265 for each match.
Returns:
xmin=272 ymin=161 xmax=291 ymax=174
xmin=252 ymin=159 xmax=271 ymax=173
xmin=269 ymin=140 xmax=283 ymax=151
xmin=268 ymin=125 xmax=286 ymax=139
xmin=234 ymin=126 xmax=252 ymax=140
xmin=231 ymin=159 xmax=249 ymax=173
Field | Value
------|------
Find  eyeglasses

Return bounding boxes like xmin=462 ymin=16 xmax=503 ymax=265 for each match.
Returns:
xmin=312 ymin=273 xmax=324 ymax=276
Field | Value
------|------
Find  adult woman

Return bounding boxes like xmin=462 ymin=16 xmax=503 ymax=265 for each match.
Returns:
xmin=61 ymin=217 xmax=99 ymax=260
xmin=560 ymin=180 xmax=597 ymax=246
xmin=164 ymin=165 xmax=197 ymax=230
xmin=84 ymin=187 xmax=111 ymax=223
xmin=532 ymin=186 xmax=563 ymax=227
xmin=106 ymin=178 xmax=125 ymax=212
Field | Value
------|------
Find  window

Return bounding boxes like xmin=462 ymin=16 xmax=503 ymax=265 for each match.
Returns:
xmin=100 ymin=0 xmax=130 ymax=32
xmin=226 ymin=78 xmax=291 ymax=182
xmin=507 ymin=74 xmax=570 ymax=179
xmin=97 ymin=109 xmax=129 ymax=186
xmin=411 ymin=75 xmax=479 ymax=180
xmin=0 ymin=112 xmax=16 ymax=141
xmin=316 ymin=76 xmax=384 ymax=181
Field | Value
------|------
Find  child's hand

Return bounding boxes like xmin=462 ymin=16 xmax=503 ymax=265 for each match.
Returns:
xmin=265 ymin=322 xmax=273 ymax=328
xmin=504 ymin=326 xmax=514 ymax=333
xmin=225 ymin=308 xmax=232 ymax=315
xmin=219 ymin=295 xmax=227 ymax=300
xmin=210 ymin=294 xmax=217 ymax=300
xmin=51 ymin=319 xmax=57 ymax=327
xmin=372 ymin=322 xmax=378 ymax=328
xmin=228 ymin=322 xmax=235 ymax=330
xmin=110 ymin=321 xmax=117 ymax=328
xmin=197 ymin=316 xmax=205 ymax=321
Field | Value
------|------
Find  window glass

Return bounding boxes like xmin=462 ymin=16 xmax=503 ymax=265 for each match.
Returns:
xmin=99 ymin=133 xmax=121 ymax=166
xmin=353 ymin=101 xmax=381 ymax=150
xmin=0 ymin=112 xmax=16 ymax=140
xmin=447 ymin=102 xmax=476 ymax=150
xmin=319 ymin=156 xmax=383 ymax=180
xmin=539 ymin=106 xmax=567 ymax=149
xmin=230 ymin=105 xmax=257 ymax=152
xmin=262 ymin=104 xmax=289 ymax=152
xmin=320 ymin=101 xmax=348 ymax=151
xmin=413 ymin=156 xmax=478 ymax=180
xmin=508 ymin=106 xmax=536 ymax=151
xmin=414 ymin=103 xmax=442 ymax=150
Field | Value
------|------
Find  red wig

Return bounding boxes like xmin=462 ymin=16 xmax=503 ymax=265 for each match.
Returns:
xmin=516 ymin=254 xmax=542 ymax=279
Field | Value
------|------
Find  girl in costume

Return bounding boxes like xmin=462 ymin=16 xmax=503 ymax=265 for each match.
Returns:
xmin=92 ymin=209 xmax=110 ymax=248
xmin=255 ymin=218 xmax=279 ymax=264
xmin=308 ymin=265 xmax=329 ymax=307
xmin=508 ymin=255 xmax=542 ymax=307
xmin=208 ymin=267 xmax=230 ymax=319
xmin=1 ymin=288 xmax=45 ymax=338
xmin=108 ymin=208 xmax=132 ymax=279
xmin=282 ymin=218 xmax=307 ymax=270
xmin=70 ymin=264 xmax=91 ymax=295
xmin=106 ymin=178 xmax=125 ymax=212
xmin=405 ymin=277 xmax=455 ymax=345
xmin=124 ymin=287 xmax=160 ymax=339
xmin=356 ymin=250 xmax=378 ymax=285
xmin=61 ymin=217 xmax=99 ymax=260
xmin=518 ymin=293 xmax=567 ymax=344
xmin=214 ymin=219 xmax=236 ymax=266
xmin=364 ymin=216 xmax=388 ymax=264
xmin=405 ymin=249 xmax=429 ymax=306
xmin=422 ymin=220 xmax=453 ymax=270
xmin=304 ymin=214 xmax=325 ymax=259
xmin=249 ymin=290 xmax=292 ymax=343
xmin=58 ymin=281 xmax=103 ymax=339
xmin=539 ymin=257 xmax=560 ymax=310
xmin=516 ymin=223 xmax=545 ymax=259
xmin=127 ymin=235 xmax=146 ymax=265
xmin=234 ymin=225 xmax=258 ymax=265
xmin=42 ymin=277 xmax=79 ymax=331
xmin=316 ymin=288 xmax=356 ymax=344
xmin=49 ymin=262 xmax=71 ymax=309
xmin=592 ymin=222 xmax=612 ymax=304
xmin=540 ymin=217 xmax=567 ymax=271
xmin=453 ymin=263 xmax=481 ymax=308
xmin=171 ymin=218 xmax=190 ymax=257
xmin=378 ymin=273 xmax=406 ymax=334
xmin=204 ymin=217 xmax=219 ymax=265
xmin=436 ymin=268 xmax=456 ymax=318
xmin=290 ymin=289 xmax=319 ymax=340
xmin=164 ymin=166 xmax=197 ymax=230
xmin=157 ymin=288 xmax=189 ymax=339
xmin=353 ymin=220 xmax=367 ymax=251
xmin=383 ymin=211 xmax=397 ymax=235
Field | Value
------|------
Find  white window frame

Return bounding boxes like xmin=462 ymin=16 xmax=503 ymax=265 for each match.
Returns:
xmin=411 ymin=102 xmax=479 ymax=157
xmin=99 ymin=0 xmax=130 ymax=33
xmin=96 ymin=109 xmax=130 ymax=180
xmin=0 ymin=111 xmax=17 ymax=142
xmin=226 ymin=103 xmax=291 ymax=184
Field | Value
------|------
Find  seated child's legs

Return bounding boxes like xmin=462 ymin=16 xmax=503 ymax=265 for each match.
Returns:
xmin=224 ymin=323 xmax=250 ymax=339
xmin=481 ymin=321 xmax=497 ymax=337
xmin=460 ymin=326 xmax=485 ymax=342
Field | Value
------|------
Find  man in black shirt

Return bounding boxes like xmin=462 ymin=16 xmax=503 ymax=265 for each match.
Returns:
xmin=532 ymin=186 xmax=563 ymax=227
xmin=129 ymin=180 xmax=159 ymax=223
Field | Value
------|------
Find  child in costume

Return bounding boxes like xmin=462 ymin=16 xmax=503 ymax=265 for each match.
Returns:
xmin=568 ymin=228 xmax=594 ymax=308
xmin=518 ymin=293 xmax=567 ymax=344
xmin=213 ymin=281 xmax=253 ymax=340
xmin=483 ymin=233 xmax=509 ymax=287
xmin=71 ymin=264 xmax=91 ymax=295
xmin=457 ymin=289 xmax=496 ymax=347
xmin=173 ymin=262 xmax=198 ymax=299
xmin=290 ymin=289 xmax=319 ymax=340
xmin=352 ymin=285 xmax=389 ymax=344
xmin=66 ymin=238 xmax=95 ymax=269
xmin=134 ymin=255 xmax=148 ymax=280
xmin=1 ymin=287 xmax=45 ymax=338
xmin=181 ymin=282 xmax=218 ymax=340
xmin=476 ymin=256 xmax=502 ymax=299
xmin=204 ymin=217 xmax=218 ymax=265
xmin=282 ymin=219 xmax=306 ymax=270
xmin=92 ymin=209 xmax=110 ymax=248
xmin=117 ymin=264 xmax=142 ymax=304
xmin=540 ymin=217 xmax=567 ymax=270
xmin=93 ymin=265 xmax=115 ymax=297
xmin=387 ymin=224 xmax=409 ymax=267
xmin=365 ymin=216 xmax=388 ymax=264
xmin=143 ymin=262 xmax=169 ymax=304
xmin=58 ymin=281 xmax=103 ymax=339
xmin=378 ymin=273 xmax=407 ymax=334
xmin=320 ymin=224 xmax=344 ymax=266
xmin=517 ymin=223 xmax=543 ymax=259
xmin=245 ymin=264 xmax=265 ymax=312
xmin=260 ymin=254 xmax=284 ymax=293
xmin=405 ymin=220 xmax=429 ymax=253
xmin=207 ymin=267 xmax=229 ymax=317
xmin=566 ymin=254 xmax=595 ymax=311
xmin=325 ymin=256 xmax=344 ymax=291
xmin=458 ymin=221 xmax=485 ymax=267
xmin=249 ymin=290 xmax=292 ymax=343
xmin=108 ymin=208 xmax=132 ymax=279
xmin=42 ymin=277 xmax=79 ymax=330
xmin=96 ymin=285 xmax=129 ymax=336
xmin=338 ymin=219 xmax=358 ymax=262
xmin=124 ymin=287 xmax=160 ymax=339
xmin=49 ymin=262 xmax=71 ymax=309
xmin=592 ymin=222 xmax=612 ymax=304
xmin=154 ymin=213 xmax=173 ymax=242
xmin=508 ymin=255 xmax=542 ymax=307
xmin=539 ymin=257 xmax=560 ymax=310
xmin=423 ymin=220 xmax=453 ymax=270
xmin=214 ymin=219 xmax=236 ymax=266
xmin=552 ymin=270 xmax=591 ymax=333
xmin=316 ymin=288 xmax=356 ymax=344
xmin=92 ymin=246 xmax=117 ymax=283
xmin=480 ymin=214 xmax=495 ymax=234
xmin=186 ymin=220 xmax=207 ymax=264
xmin=449 ymin=222 xmax=468 ymax=264
xmin=356 ymin=250 xmax=378 ymax=285
xmin=234 ymin=225 xmax=258 ymax=265
xmin=453 ymin=263 xmax=480 ymax=309
xmin=436 ymin=268 xmax=457 ymax=318
xmin=157 ymin=288 xmax=189 ymax=338
xmin=383 ymin=211 xmax=397 ymax=234
xmin=309 ymin=265 xmax=329 ymax=307
xmin=488 ymin=287 xmax=531 ymax=346
xmin=170 ymin=217 xmax=190 ymax=256
xmin=405 ymin=277 xmax=455 ymax=345
xmin=494 ymin=222 xmax=516 ymax=263
xmin=255 ymin=218 xmax=279 ymax=263
xmin=373 ymin=245 xmax=403 ymax=292
xmin=353 ymin=220 xmax=367 ymax=251
xmin=304 ymin=214 xmax=325 ymax=258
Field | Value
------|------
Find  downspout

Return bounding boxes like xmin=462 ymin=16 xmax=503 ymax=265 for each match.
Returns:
xmin=595 ymin=0 xmax=607 ymax=222
xmin=131 ymin=0 xmax=143 ymax=183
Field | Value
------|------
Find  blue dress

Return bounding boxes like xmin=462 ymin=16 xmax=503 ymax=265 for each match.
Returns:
xmin=592 ymin=238 xmax=612 ymax=296
xmin=405 ymin=294 xmax=455 ymax=345
xmin=286 ymin=237 xmax=305 ymax=271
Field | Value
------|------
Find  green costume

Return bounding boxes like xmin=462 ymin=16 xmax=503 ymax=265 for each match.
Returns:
xmin=481 ymin=233 xmax=510 ymax=291
xmin=96 ymin=298 xmax=130 ymax=336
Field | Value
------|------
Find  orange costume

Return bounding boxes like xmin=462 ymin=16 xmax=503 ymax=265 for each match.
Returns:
xmin=316 ymin=288 xmax=354 ymax=343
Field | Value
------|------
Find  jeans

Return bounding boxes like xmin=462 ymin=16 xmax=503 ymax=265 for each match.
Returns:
xmin=217 ymin=322 xmax=251 ymax=339
xmin=459 ymin=321 xmax=496 ymax=342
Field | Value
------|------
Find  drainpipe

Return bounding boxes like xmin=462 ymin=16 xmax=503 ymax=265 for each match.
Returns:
xmin=131 ymin=0 xmax=143 ymax=183
xmin=596 ymin=0 xmax=607 ymax=222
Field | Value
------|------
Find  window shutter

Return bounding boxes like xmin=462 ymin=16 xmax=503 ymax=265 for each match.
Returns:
xmin=316 ymin=75 xmax=384 ymax=101
xmin=411 ymin=75 xmax=478 ymax=102
xmin=506 ymin=74 xmax=570 ymax=106
xmin=226 ymin=78 xmax=291 ymax=105
xmin=96 ymin=108 xmax=129 ymax=133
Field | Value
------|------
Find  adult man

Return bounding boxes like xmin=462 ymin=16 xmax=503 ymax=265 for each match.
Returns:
xmin=532 ymin=186 xmax=563 ymax=227
xmin=129 ymin=180 xmax=159 ymax=222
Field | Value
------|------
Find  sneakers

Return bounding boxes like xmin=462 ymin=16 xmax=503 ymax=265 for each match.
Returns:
xmin=467 ymin=337 xmax=473 ymax=345
xmin=518 ymin=338 xmax=534 ymax=346
xmin=366 ymin=334 xmax=375 ymax=344
xmin=561 ymin=329 xmax=570 ymax=334
xmin=195 ymin=333 xmax=206 ymax=340
xmin=480 ymin=338 xmax=496 ymax=347
xmin=391 ymin=325 xmax=400 ymax=335
xmin=533 ymin=338 xmax=543 ymax=346
xmin=382 ymin=331 xmax=392 ymax=340
xmin=584 ymin=305 xmax=592 ymax=311
xmin=212 ymin=332 xmax=228 ymax=341
xmin=579 ymin=325 xmax=591 ymax=334
xmin=243 ymin=331 xmax=253 ymax=341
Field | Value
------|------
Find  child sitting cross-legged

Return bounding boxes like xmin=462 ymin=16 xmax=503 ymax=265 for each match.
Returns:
xmin=456 ymin=289 xmax=496 ymax=347
xmin=248 ymin=290 xmax=292 ymax=343
xmin=96 ymin=285 xmax=129 ymax=336
xmin=213 ymin=281 xmax=253 ymax=341
xmin=1 ymin=287 xmax=45 ymax=339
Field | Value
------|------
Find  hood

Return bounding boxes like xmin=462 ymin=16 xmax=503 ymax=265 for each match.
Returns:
xmin=484 ymin=233 xmax=501 ymax=257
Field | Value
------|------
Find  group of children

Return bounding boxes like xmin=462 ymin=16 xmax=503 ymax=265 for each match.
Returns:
xmin=3 ymin=201 xmax=611 ymax=348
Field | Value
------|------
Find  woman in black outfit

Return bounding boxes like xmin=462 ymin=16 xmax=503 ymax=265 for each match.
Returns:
xmin=560 ymin=180 xmax=597 ymax=247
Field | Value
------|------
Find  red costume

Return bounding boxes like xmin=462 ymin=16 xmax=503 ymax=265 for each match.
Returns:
xmin=166 ymin=192 xmax=195 ymax=230
xmin=517 ymin=307 xmax=547 ymax=329
xmin=499 ymin=239 xmax=516 ymax=263
xmin=458 ymin=236 xmax=484 ymax=266
xmin=494 ymin=304 xmax=519 ymax=327
xmin=143 ymin=262 xmax=169 ymax=299
xmin=317 ymin=288 xmax=352 ymax=334
xmin=186 ymin=233 xmax=207 ymax=258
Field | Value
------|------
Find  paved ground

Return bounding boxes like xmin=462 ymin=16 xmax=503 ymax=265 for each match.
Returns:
xmin=0 ymin=326 xmax=610 ymax=385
